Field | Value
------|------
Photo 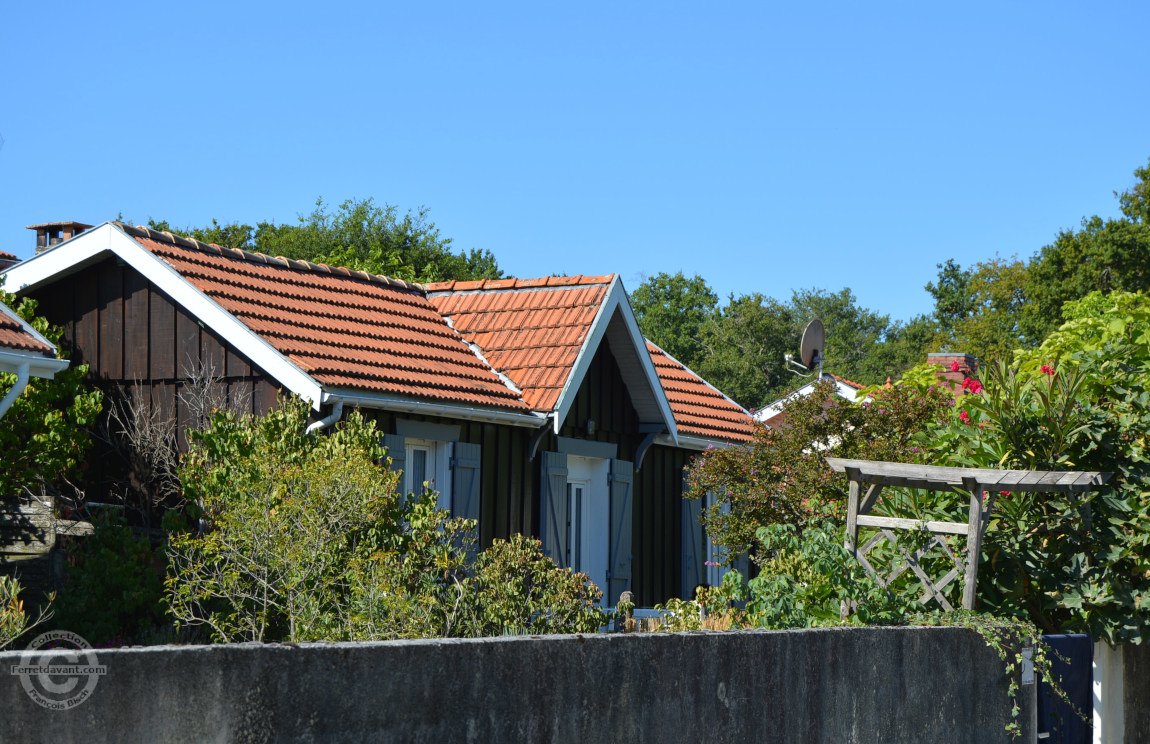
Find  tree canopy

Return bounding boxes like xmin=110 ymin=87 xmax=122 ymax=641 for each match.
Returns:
xmin=147 ymin=198 xmax=502 ymax=284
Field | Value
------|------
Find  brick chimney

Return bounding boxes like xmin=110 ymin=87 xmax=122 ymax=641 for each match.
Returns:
xmin=27 ymin=221 xmax=93 ymax=254
xmin=928 ymin=352 xmax=979 ymax=398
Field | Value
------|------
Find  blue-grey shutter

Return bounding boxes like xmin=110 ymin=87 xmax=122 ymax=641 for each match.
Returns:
xmin=705 ymin=491 xmax=750 ymax=587
xmin=451 ymin=442 xmax=482 ymax=523
xmin=382 ymin=434 xmax=406 ymax=483
xmin=608 ymin=459 xmax=634 ymax=606
xmin=681 ymin=476 xmax=705 ymax=600
xmin=540 ymin=451 xmax=568 ymax=568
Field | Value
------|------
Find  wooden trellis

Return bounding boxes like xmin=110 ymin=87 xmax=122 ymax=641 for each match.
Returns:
xmin=825 ymin=458 xmax=1111 ymax=612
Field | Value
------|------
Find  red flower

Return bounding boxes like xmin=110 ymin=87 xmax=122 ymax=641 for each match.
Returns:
xmin=959 ymin=410 xmax=971 ymax=425
xmin=962 ymin=377 xmax=972 ymax=390
xmin=1000 ymin=490 xmax=1011 ymax=497
xmin=968 ymin=380 xmax=983 ymax=394
xmin=950 ymin=361 xmax=960 ymax=373
xmin=1040 ymin=364 xmax=1055 ymax=376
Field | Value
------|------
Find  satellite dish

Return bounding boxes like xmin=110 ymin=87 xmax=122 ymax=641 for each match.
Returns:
xmin=799 ymin=319 xmax=824 ymax=371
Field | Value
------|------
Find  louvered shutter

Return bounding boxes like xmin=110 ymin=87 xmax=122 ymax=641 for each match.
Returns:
xmin=382 ymin=434 xmax=406 ymax=482
xmin=451 ymin=442 xmax=482 ymax=523
xmin=608 ymin=459 xmax=634 ymax=606
xmin=681 ymin=476 xmax=706 ymax=600
xmin=540 ymin=452 xmax=569 ymax=568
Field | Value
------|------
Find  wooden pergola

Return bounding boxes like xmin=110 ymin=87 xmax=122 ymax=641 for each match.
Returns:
xmin=824 ymin=458 xmax=1111 ymax=612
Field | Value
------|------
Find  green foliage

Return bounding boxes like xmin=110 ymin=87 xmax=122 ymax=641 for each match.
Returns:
xmin=52 ymin=517 xmax=167 ymax=645
xmin=925 ymin=342 xmax=1150 ymax=643
xmin=342 ymin=487 xmax=479 ymax=640
xmin=148 ymin=197 xmax=501 ymax=284
xmin=630 ymin=272 xmax=719 ymax=372
xmin=686 ymin=378 xmax=952 ymax=563
xmin=464 ymin=534 xmax=605 ymax=636
xmin=630 ymin=276 xmax=932 ymax=412
xmin=924 ymin=157 xmax=1150 ymax=356
xmin=790 ymin=287 xmax=895 ymax=383
xmin=0 ymin=290 xmax=103 ymax=500
xmin=1024 ymin=161 xmax=1150 ymax=343
xmin=926 ymin=259 xmax=975 ymax=337
xmin=928 ymin=256 xmax=1031 ymax=365
xmin=734 ymin=522 xmax=921 ymax=628
xmin=167 ymin=397 xmax=604 ymax=642
xmin=695 ymin=292 xmax=798 ymax=410
xmin=167 ymin=397 xmax=404 ymax=642
xmin=0 ymin=576 xmax=53 ymax=651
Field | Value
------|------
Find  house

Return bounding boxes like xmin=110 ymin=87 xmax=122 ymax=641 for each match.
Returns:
xmin=0 ymin=299 xmax=69 ymax=419
xmin=753 ymin=373 xmax=866 ymax=428
xmin=0 ymin=221 xmax=755 ymax=606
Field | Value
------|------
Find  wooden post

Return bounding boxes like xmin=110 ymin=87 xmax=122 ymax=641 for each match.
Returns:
xmin=841 ymin=473 xmax=861 ymax=619
xmin=962 ymin=477 xmax=984 ymax=611
xmin=844 ymin=473 xmax=860 ymax=558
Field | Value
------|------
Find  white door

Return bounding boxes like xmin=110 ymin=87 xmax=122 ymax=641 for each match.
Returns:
xmin=566 ymin=456 xmax=609 ymax=603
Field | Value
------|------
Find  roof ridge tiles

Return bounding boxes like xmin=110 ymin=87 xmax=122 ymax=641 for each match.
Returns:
xmin=119 ymin=222 xmax=424 ymax=294
xmin=423 ymin=274 xmax=615 ymax=295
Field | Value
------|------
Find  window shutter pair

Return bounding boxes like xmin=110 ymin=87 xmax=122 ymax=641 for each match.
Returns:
xmin=539 ymin=452 xmax=634 ymax=605
xmin=380 ymin=434 xmax=481 ymax=524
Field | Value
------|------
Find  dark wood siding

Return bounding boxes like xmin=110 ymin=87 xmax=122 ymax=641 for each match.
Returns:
xmin=25 ymin=257 xmax=279 ymax=504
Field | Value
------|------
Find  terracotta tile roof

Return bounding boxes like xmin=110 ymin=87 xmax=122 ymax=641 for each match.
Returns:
xmin=0 ymin=302 xmax=56 ymax=358
xmin=0 ymin=251 xmax=17 ymax=262
xmin=646 ymin=341 xmax=755 ymax=443
xmin=426 ymin=277 xmax=613 ymax=411
xmin=119 ymin=224 xmax=528 ymax=412
xmin=828 ymin=373 xmax=865 ymax=390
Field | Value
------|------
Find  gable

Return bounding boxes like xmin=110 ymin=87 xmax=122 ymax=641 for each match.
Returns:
xmin=428 ymin=276 xmax=678 ymax=440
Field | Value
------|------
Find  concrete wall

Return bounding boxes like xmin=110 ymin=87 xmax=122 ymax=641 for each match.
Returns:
xmin=1 ymin=626 xmax=1034 ymax=744
xmin=1123 ymin=643 xmax=1150 ymax=743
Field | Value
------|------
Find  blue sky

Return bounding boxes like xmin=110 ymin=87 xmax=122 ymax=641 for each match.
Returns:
xmin=2 ymin=1 xmax=1147 ymax=323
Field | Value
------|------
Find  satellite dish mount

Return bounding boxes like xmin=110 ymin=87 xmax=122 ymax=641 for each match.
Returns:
xmin=785 ymin=319 xmax=825 ymax=378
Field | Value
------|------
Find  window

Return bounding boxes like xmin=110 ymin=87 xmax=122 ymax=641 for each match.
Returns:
xmin=382 ymin=430 xmax=482 ymax=524
xmin=404 ymin=438 xmax=450 ymax=512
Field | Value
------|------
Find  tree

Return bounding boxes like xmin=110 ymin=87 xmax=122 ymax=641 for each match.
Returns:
xmin=0 ymin=290 xmax=103 ymax=504
xmin=630 ymin=272 xmax=719 ymax=372
xmin=167 ymin=397 xmax=415 ymax=642
xmin=926 ymin=259 xmax=975 ymax=338
xmin=694 ymin=293 xmax=798 ymax=410
xmin=928 ymin=256 xmax=1031 ymax=365
xmin=1021 ymin=157 xmax=1150 ymax=342
xmin=913 ymin=292 xmax=1150 ymax=643
xmin=790 ymin=287 xmax=893 ymax=384
xmin=685 ymin=376 xmax=953 ymax=564
xmin=148 ymin=198 xmax=502 ymax=284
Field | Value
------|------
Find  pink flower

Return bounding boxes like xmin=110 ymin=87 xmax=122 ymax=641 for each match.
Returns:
xmin=950 ymin=361 xmax=961 ymax=373
xmin=962 ymin=377 xmax=972 ymax=390
xmin=959 ymin=410 xmax=971 ymax=425
xmin=968 ymin=380 xmax=983 ymax=394
xmin=1041 ymin=364 xmax=1055 ymax=376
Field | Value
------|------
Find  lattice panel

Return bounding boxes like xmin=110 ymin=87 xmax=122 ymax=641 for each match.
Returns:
xmin=857 ymin=529 xmax=964 ymax=612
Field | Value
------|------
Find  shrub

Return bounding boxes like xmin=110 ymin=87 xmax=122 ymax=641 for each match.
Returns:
xmin=52 ymin=517 xmax=167 ymax=645
xmin=463 ymin=535 xmax=605 ymax=636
